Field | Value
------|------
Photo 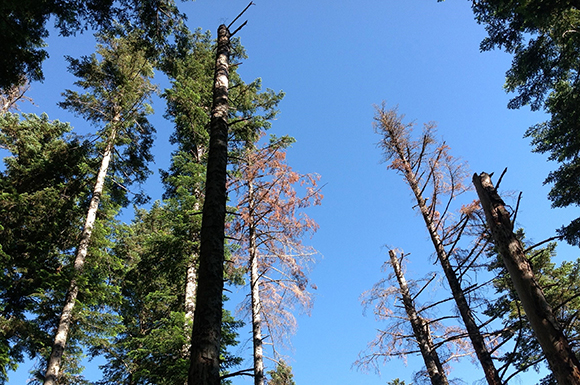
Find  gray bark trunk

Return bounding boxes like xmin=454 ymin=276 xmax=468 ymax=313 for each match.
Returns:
xmin=44 ymin=130 xmax=116 ymax=385
xmin=182 ymin=260 xmax=197 ymax=350
xmin=389 ymin=250 xmax=449 ymax=385
xmin=183 ymin=202 xmax=200 ymax=359
xmin=248 ymin=179 xmax=265 ymax=385
xmin=188 ymin=24 xmax=230 ymax=385
xmin=473 ymin=172 xmax=580 ymax=385
xmin=393 ymin=144 xmax=502 ymax=385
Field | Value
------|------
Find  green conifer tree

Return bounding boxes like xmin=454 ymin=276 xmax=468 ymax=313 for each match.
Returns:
xmin=43 ymin=28 xmax=156 ymax=385
xmin=0 ymin=113 xmax=91 ymax=383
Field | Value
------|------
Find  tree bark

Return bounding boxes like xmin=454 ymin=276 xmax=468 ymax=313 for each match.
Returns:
xmin=393 ymin=146 xmax=502 ymax=385
xmin=248 ymin=178 xmax=265 ymax=385
xmin=473 ymin=172 xmax=580 ymax=385
xmin=182 ymin=260 xmax=197 ymax=351
xmin=44 ymin=130 xmax=116 ymax=385
xmin=188 ymin=24 xmax=230 ymax=385
xmin=389 ymin=250 xmax=449 ymax=385
xmin=183 ymin=201 xmax=201 ymax=360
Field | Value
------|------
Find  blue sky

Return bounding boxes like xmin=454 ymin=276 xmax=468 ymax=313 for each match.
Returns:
xmin=6 ymin=0 xmax=579 ymax=384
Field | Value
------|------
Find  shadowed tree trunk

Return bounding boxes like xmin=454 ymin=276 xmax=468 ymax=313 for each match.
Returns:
xmin=389 ymin=250 xmax=449 ymax=385
xmin=473 ymin=171 xmax=580 ymax=385
xmin=188 ymin=23 xmax=230 ymax=385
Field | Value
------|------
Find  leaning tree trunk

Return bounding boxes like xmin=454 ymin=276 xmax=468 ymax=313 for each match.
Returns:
xmin=44 ymin=129 xmax=116 ymax=385
xmin=188 ymin=24 xmax=230 ymax=385
xmin=473 ymin=172 xmax=580 ymax=385
xmin=248 ymin=178 xmax=265 ymax=385
xmin=389 ymin=250 xmax=449 ymax=385
xmin=394 ymin=148 xmax=502 ymax=385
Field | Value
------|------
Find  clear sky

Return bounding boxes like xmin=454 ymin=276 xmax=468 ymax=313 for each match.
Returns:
xmin=6 ymin=0 xmax=579 ymax=384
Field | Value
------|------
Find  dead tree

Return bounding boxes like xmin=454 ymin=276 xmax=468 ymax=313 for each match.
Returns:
xmin=374 ymin=104 xmax=502 ymax=385
xmin=473 ymin=171 xmax=580 ymax=385
xmin=389 ymin=250 xmax=449 ymax=385
xmin=188 ymin=23 xmax=230 ymax=385
xmin=230 ymin=138 xmax=321 ymax=385
xmin=357 ymin=249 xmax=470 ymax=383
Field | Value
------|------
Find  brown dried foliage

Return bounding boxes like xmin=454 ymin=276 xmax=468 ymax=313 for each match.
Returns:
xmin=230 ymin=138 xmax=322 ymax=352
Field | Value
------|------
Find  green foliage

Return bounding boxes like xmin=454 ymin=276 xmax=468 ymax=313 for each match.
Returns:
xmin=97 ymin=203 xmax=244 ymax=384
xmin=0 ymin=0 xmax=186 ymax=89
xmin=94 ymin=204 xmax=192 ymax=384
xmin=161 ymin=28 xmax=285 ymax=197
xmin=59 ymin=29 xmax=157 ymax=206
xmin=472 ymin=1 xmax=580 ymax=245
xmin=0 ymin=112 xmax=125 ymax=383
xmin=387 ymin=379 xmax=412 ymax=385
xmin=485 ymin=230 xmax=580 ymax=381
xmin=267 ymin=360 xmax=296 ymax=385
xmin=0 ymin=112 xmax=91 ymax=382
xmin=1 ymin=20 xmax=284 ymax=385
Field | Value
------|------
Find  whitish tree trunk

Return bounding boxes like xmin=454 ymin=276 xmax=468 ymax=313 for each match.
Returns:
xmin=183 ymin=260 xmax=197 ymax=347
xmin=248 ymin=179 xmax=265 ymax=385
xmin=182 ymin=259 xmax=197 ymax=385
xmin=184 ymin=261 xmax=197 ymax=329
xmin=44 ymin=130 xmax=116 ymax=385
xmin=182 ymin=201 xmax=200 ymax=359
xmin=394 ymin=148 xmax=502 ymax=385
xmin=473 ymin=172 xmax=580 ymax=385
xmin=188 ymin=24 xmax=230 ymax=385
xmin=389 ymin=250 xmax=449 ymax=385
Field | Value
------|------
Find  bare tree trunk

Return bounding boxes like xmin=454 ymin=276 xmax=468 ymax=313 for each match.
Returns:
xmin=44 ymin=130 xmax=116 ymax=385
xmin=183 ymin=201 xmax=200 ymax=359
xmin=188 ymin=24 xmax=230 ymax=385
xmin=182 ymin=259 xmax=197 ymax=385
xmin=473 ymin=172 xmax=580 ymax=385
xmin=248 ymin=179 xmax=265 ymax=385
xmin=389 ymin=250 xmax=449 ymax=385
xmin=184 ymin=261 xmax=197 ymax=327
xmin=183 ymin=260 xmax=197 ymax=347
xmin=394 ymin=149 xmax=502 ymax=385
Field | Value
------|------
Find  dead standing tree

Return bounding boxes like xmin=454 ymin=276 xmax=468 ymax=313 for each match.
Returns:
xmin=187 ymin=6 xmax=252 ymax=384
xmin=187 ymin=23 xmax=230 ymax=385
xmin=374 ymin=104 xmax=503 ymax=385
xmin=388 ymin=250 xmax=449 ymax=385
xmin=230 ymin=138 xmax=322 ymax=385
xmin=357 ymin=249 xmax=465 ymax=385
xmin=473 ymin=172 xmax=580 ymax=385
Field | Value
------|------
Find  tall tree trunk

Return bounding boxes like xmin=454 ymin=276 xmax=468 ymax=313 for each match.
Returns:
xmin=473 ymin=172 xmax=580 ymax=385
xmin=44 ymin=129 xmax=116 ymax=385
xmin=188 ymin=24 xmax=230 ymax=385
xmin=248 ymin=179 xmax=265 ymax=385
xmin=182 ymin=260 xmax=197 ymax=349
xmin=182 ymin=259 xmax=197 ymax=385
xmin=183 ymin=200 xmax=201 ymax=360
xmin=394 ymin=147 xmax=502 ymax=385
xmin=389 ymin=250 xmax=449 ymax=385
